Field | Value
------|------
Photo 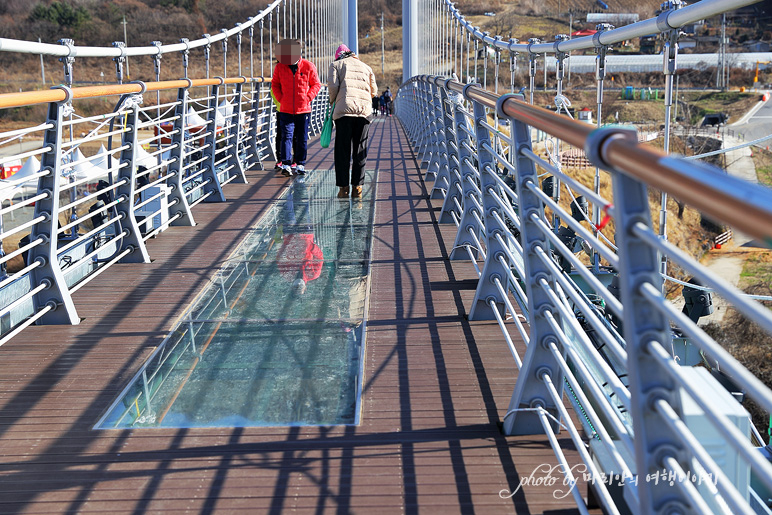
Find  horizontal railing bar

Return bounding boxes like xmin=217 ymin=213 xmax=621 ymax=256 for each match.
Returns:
xmin=0 ymin=215 xmax=47 ymax=241
xmin=653 ymin=398 xmax=752 ymax=515
xmin=542 ymin=374 xmax=623 ymax=515
xmin=0 ymin=237 xmax=44 ymax=266
xmin=0 ymin=191 xmax=48 ymax=216
xmin=648 ymin=340 xmax=772 ymax=496
xmin=0 ymin=147 xmax=52 ymax=168
xmin=0 ymin=260 xmax=42 ymax=291
xmin=0 ymin=305 xmax=54 ymax=349
xmin=0 ymin=282 xmax=47 ymax=320
xmin=69 ymin=246 xmax=133 ymax=294
xmin=434 ymin=77 xmax=772 ymax=244
xmin=0 ymin=77 xmax=271 ymax=109
xmin=0 ymin=123 xmax=52 ymax=140
xmin=59 ymin=211 xmax=125 ymax=254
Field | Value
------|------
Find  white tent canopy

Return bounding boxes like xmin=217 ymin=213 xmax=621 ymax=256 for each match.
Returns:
xmin=136 ymin=144 xmax=158 ymax=170
xmin=91 ymin=144 xmax=115 ymax=172
xmin=0 ymin=182 xmax=22 ymax=203
xmin=218 ymin=99 xmax=234 ymax=119
xmin=69 ymin=148 xmax=109 ymax=182
xmin=186 ymin=107 xmax=208 ymax=128
xmin=216 ymin=100 xmax=232 ymax=126
xmin=0 ymin=156 xmax=41 ymax=201
xmin=11 ymin=155 xmax=41 ymax=183
xmin=92 ymin=143 xmax=158 ymax=172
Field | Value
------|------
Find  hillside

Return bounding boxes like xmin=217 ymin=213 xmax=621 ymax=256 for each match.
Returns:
xmin=0 ymin=0 xmax=770 ymax=93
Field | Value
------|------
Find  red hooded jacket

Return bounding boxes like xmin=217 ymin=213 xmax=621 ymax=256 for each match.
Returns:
xmin=271 ymin=58 xmax=322 ymax=115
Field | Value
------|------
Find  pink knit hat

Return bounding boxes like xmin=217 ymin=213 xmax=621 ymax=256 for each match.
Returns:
xmin=335 ymin=44 xmax=351 ymax=60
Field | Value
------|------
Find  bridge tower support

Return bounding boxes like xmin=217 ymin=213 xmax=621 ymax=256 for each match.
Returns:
xmin=402 ymin=0 xmax=419 ymax=83
xmin=342 ymin=0 xmax=359 ymax=54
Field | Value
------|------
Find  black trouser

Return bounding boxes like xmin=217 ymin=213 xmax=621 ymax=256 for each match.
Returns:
xmin=334 ymin=116 xmax=370 ymax=187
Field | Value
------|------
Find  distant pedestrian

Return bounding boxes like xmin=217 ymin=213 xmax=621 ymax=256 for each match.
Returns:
xmin=328 ymin=43 xmax=377 ymax=199
xmin=372 ymin=94 xmax=380 ymax=116
xmin=379 ymin=93 xmax=387 ymax=116
xmin=383 ymin=87 xmax=393 ymax=116
xmin=271 ymin=38 xmax=321 ymax=176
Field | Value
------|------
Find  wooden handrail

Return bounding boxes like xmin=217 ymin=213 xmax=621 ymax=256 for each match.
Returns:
xmin=0 ymin=76 xmax=272 ymax=109
xmin=426 ymin=76 xmax=772 ymax=246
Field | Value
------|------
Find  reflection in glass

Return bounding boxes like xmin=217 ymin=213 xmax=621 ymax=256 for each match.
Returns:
xmin=96 ymin=170 xmax=376 ymax=428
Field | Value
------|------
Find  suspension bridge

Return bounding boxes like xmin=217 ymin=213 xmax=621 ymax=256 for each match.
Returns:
xmin=1 ymin=0 xmax=772 ymax=513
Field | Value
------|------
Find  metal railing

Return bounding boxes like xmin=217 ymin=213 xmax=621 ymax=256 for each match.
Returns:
xmin=398 ymin=70 xmax=772 ymax=514
xmin=400 ymin=0 xmax=772 ymax=510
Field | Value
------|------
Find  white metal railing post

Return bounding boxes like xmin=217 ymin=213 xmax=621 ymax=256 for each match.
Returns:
xmin=586 ymin=125 xmax=692 ymax=512
xmin=449 ymin=86 xmax=485 ymax=261
xmin=236 ymin=30 xmax=242 ymax=76
xmin=112 ymin=41 xmax=126 ymax=84
xmin=503 ymin=93 xmax=565 ymax=436
xmin=468 ymin=93 xmax=519 ymax=320
xmin=230 ymin=81 xmax=248 ymax=183
xmin=204 ymin=35 xmax=212 ymax=79
xmin=115 ymin=96 xmax=151 ymax=263
xmin=405 ymin=82 xmax=422 ymax=145
xmin=430 ymin=79 xmax=454 ymax=200
xmin=411 ymin=80 xmax=430 ymax=152
xmin=509 ymin=39 xmax=518 ymax=93
xmin=180 ymin=38 xmax=190 ymax=78
xmin=423 ymin=79 xmax=444 ymax=183
xmin=221 ymin=31 xmax=228 ymax=78
xmin=27 ymin=86 xmax=80 ymax=325
xmin=439 ymin=84 xmax=472 ymax=227
xmin=248 ymin=81 xmax=269 ymax=167
xmin=165 ymin=83 xmax=196 ymax=226
xmin=58 ymin=38 xmax=75 ymax=89
xmin=203 ymin=79 xmax=228 ymax=201
xmin=419 ymin=80 xmax=442 ymax=178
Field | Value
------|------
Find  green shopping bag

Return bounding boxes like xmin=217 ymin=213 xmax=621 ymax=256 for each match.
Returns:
xmin=320 ymin=102 xmax=334 ymax=148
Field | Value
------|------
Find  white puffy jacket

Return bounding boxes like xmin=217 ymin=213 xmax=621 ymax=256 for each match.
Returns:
xmin=327 ymin=55 xmax=378 ymax=121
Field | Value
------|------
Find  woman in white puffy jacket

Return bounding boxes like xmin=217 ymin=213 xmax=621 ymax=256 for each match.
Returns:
xmin=327 ymin=44 xmax=378 ymax=199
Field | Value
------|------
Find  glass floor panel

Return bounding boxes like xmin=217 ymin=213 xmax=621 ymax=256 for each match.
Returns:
xmin=96 ymin=170 xmax=376 ymax=429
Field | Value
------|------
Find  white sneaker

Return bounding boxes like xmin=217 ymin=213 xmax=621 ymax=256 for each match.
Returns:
xmin=281 ymin=164 xmax=293 ymax=176
xmin=296 ymin=164 xmax=305 ymax=174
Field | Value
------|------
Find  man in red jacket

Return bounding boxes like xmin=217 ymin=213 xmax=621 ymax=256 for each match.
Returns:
xmin=271 ymin=39 xmax=321 ymax=177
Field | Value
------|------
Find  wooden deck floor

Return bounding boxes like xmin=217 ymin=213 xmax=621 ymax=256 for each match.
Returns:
xmin=0 ymin=115 xmax=589 ymax=514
